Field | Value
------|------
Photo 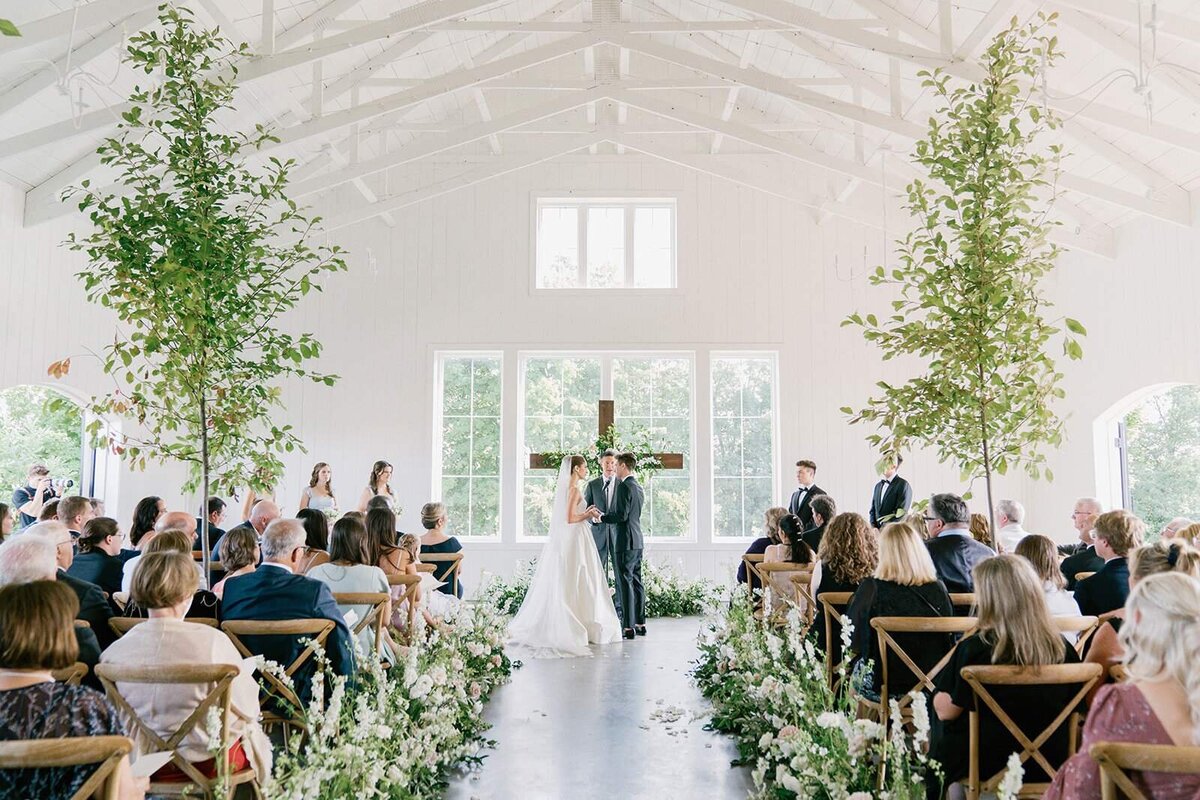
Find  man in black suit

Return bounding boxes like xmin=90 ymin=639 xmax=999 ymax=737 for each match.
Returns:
xmin=196 ymin=495 xmax=227 ymax=549
xmin=1059 ymin=497 xmax=1105 ymax=590
xmin=802 ymin=495 xmax=837 ymax=554
xmin=1074 ymin=509 xmax=1142 ymax=617
xmin=598 ymin=452 xmax=646 ymax=640
xmin=220 ymin=518 xmax=354 ymax=702
xmin=788 ymin=459 xmax=826 ymax=530
xmin=924 ymin=493 xmax=995 ymax=593
xmin=57 ymin=495 xmax=95 ymax=546
xmin=24 ymin=521 xmax=114 ymax=649
xmin=584 ymin=449 xmax=619 ymax=589
xmin=869 ymin=455 xmax=913 ymax=529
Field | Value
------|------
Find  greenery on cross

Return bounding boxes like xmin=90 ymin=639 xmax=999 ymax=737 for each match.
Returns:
xmin=843 ymin=13 xmax=1085 ymax=526
xmin=53 ymin=6 xmax=346 ymax=567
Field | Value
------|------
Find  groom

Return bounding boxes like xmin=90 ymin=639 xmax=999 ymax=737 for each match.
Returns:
xmin=595 ymin=452 xmax=645 ymax=640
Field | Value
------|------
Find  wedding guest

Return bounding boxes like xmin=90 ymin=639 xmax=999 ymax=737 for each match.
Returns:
xmin=24 ymin=521 xmax=114 ymax=648
xmin=129 ymin=496 xmax=166 ymax=554
xmin=0 ymin=503 xmax=11 ymax=541
xmin=122 ymin=512 xmax=202 ymax=594
xmin=762 ymin=513 xmax=813 ymax=616
xmin=1014 ymin=534 xmax=1081 ymax=619
xmin=38 ymin=500 xmax=60 ymax=522
xmin=1059 ymin=497 xmax=1105 ymax=589
xmin=195 ymin=496 xmax=227 ymax=546
xmin=299 ymin=462 xmax=338 ymax=514
xmin=0 ymin=580 xmax=146 ymax=800
xmin=308 ymin=516 xmax=393 ymax=659
xmin=238 ymin=487 xmax=276 ymax=525
xmin=787 ymin=460 xmax=826 ymax=530
xmin=376 ymin=515 xmax=423 ymax=627
xmin=66 ymin=516 xmax=125 ymax=595
xmin=994 ymin=499 xmax=1030 ymax=553
xmin=736 ymin=507 xmax=785 ymax=588
xmin=906 ymin=510 xmax=930 ymax=540
xmin=1045 ymin=573 xmax=1200 ymax=800
xmin=1177 ymin=522 xmax=1200 ymax=547
xmin=1159 ymin=516 xmax=1192 ymax=540
xmin=88 ymin=498 xmax=105 ymax=517
xmin=968 ymin=513 xmax=994 ymax=549
xmin=925 ymin=492 xmax=995 ymax=592
xmin=802 ymin=495 xmax=836 ymax=553
xmin=210 ymin=499 xmax=279 ymax=562
xmin=357 ymin=460 xmax=396 ymax=513
xmin=295 ymin=508 xmax=332 ymax=574
xmin=367 ymin=507 xmax=401 ymax=569
xmin=101 ymin=552 xmax=271 ymax=782
xmin=220 ymin=519 xmax=355 ymax=700
xmin=57 ymin=495 xmax=94 ymax=543
xmin=211 ymin=527 xmax=259 ymax=599
xmin=1075 ymin=509 xmax=1143 ymax=617
xmin=420 ymin=502 xmax=465 ymax=598
xmin=811 ymin=512 xmax=878 ymax=654
xmin=846 ymin=521 xmax=953 ymax=701
xmin=868 ymin=454 xmax=912 ymax=529
xmin=120 ymin=530 xmax=219 ymax=620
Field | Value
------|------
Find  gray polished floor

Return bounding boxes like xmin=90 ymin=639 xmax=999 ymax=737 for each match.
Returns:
xmin=444 ymin=616 xmax=754 ymax=800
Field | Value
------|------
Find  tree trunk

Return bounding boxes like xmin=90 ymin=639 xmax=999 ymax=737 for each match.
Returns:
xmin=978 ymin=363 xmax=996 ymax=534
xmin=199 ymin=393 xmax=211 ymax=584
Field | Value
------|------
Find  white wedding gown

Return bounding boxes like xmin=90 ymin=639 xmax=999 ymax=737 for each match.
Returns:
xmin=508 ymin=461 xmax=623 ymax=657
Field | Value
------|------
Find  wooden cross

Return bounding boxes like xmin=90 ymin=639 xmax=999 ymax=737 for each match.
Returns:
xmin=528 ymin=399 xmax=686 ymax=470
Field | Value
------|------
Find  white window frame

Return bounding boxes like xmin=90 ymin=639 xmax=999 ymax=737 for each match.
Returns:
xmin=709 ymin=351 xmax=781 ymax=543
xmin=516 ymin=351 xmax=697 ymax=542
xmin=431 ymin=351 xmax=504 ymax=542
xmin=531 ymin=196 xmax=679 ymax=294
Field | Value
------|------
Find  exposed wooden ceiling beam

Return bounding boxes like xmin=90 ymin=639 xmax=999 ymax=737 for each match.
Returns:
xmin=3 ymin=0 xmax=158 ymax=52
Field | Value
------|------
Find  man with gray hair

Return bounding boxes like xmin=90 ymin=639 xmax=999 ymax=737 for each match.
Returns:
xmin=0 ymin=529 xmax=105 ymax=666
xmin=1160 ymin=517 xmax=1193 ymax=539
xmin=994 ymin=499 xmax=1030 ymax=554
xmin=219 ymin=518 xmax=354 ymax=702
xmin=924 ymin=492 xmax=995 ymax=593
xmin=1060 ymin=497 xmax=1106 ymax=589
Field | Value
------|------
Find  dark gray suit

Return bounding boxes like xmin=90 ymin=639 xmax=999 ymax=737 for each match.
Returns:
xmin=601 ymin=475 xmax=645 ymax=631
xmin=584 ymin=475 xmax=617 ymax=577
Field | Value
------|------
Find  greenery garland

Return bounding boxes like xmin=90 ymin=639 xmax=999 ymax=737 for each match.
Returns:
xmin=530 ymin=423 xmax=667 ymax=480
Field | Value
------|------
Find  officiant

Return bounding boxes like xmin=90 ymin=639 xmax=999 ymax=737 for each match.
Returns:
xmin=586 ymin=449 xmax=619 ymax=589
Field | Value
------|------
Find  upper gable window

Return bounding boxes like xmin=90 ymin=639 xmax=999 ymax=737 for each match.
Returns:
xmin=535 ymin=197 xmax=676 ymax=289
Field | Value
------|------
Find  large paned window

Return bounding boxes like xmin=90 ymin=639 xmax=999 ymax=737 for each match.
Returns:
xmin=711 ymin=355 xmax=778 ymax=539
xmin=435 ymin=354 xmax=502 ymax=538
xmin=535 ymin=198 xmax=676 ymax=289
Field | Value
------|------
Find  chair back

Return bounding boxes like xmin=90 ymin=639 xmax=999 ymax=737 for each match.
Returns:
xmin=0 ymin=735 xmax=133 ymax=800
xmin=741 ymin=554 xmax=766 ymax=597
xmin=1050 ymin=615 xmax=1100 ymax=655
xmin=332 ymin=592 xmax=391 ymax=658
xmin=109 ymin=617 xmax=219 ymax=638
xmin=1108 ymin=664 xmax=1129 ymax=683
xmin=1074 ymin=571 xmax=1096 ymax=583
xmin=756 ymin=562 xmax=812 ymax=621
xmin=220 ymin=619 xmax=335 ymax=711
xmin=789 ymin=571 xmax=816 ymax=628
xmin=960 ymin=662 xmax=1104 ymax=799
xmin=1090 ymin=742 xmax=1200 ymax=800
xmin=387 ymin=573 xmax=421 ymax=589
xmin=948 ymin=593 xmax=976 ymax=616
xmin=51 ymin=662 xmax=89 ymax=686
xmin=422 ymin=552 xmax=464 ymax=596
xmin=816 ymin=591 xmax=854 ymax=690
xmin=870 ymin=616 xmax=978 ymax=724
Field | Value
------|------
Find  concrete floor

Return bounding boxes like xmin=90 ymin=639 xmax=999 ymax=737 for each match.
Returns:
xmin=444 ymin=616 xmax=754 ymax=800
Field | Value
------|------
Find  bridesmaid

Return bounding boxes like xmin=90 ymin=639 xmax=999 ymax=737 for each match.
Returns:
xmin=357 ymin=460 xmax=397 ymax=513
xmin=299 ymin=462 xmax=338 ymax=514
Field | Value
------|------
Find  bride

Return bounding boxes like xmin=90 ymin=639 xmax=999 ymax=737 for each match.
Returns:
xmin=508 ymin=455 xmax=623 ymax=657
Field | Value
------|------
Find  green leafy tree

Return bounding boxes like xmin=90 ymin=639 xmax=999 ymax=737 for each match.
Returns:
xmin=843 ymin=14 xmax=1085 ymax=529
xmin=53 ymin=6 xmax=346 ymax=570
xmin=1125 ymin=386 xmax=1200 ymax=535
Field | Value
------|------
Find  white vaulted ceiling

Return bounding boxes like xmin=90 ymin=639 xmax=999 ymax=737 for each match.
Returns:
xmin=2 ymin=0 xmax=1200 ymax=256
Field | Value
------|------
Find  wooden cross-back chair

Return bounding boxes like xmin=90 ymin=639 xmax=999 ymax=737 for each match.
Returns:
xmin=754 ymin=562 xmax=812 ymax=627
xmin=816 ymin=592 xmax=854 ymax=691
xmin=332 ymin=592 xmax=392 ymax=661
xmin=421 ymin=552 xmax=464 ymax=597
xmin=0 ymin=735 xmax=133 ymax=800
xmin=741 ymin=554 xmax=766 ymax=603
xmin=862 ymin=616 xmax=979 ymax=729
xmin=1053 ymin=615 xmax=1100 ymax=655
xmin=51 ymin=661 xmax=89 ymax=686
xmin=1074 ymin=571 xmax=1097 ymax=584
xmin=790 ymin=570 xmax=816 ymax=629
xmin=960 ymin=663 xmax=1104 ymax=800
xmin=387 ymin=572 xmax=423 ymax=629
xmin=220 ymin=619 xmax=335 ymax=738
xmin=109 ymin=617 xmax=219 ymax=639
xmin=1090 ymin=742 xmax=1200 ymax=800
xmin=1108 ymin=664 xmax=1130 ymax=683
xmin=948 ymin=593 xmax=976 ymax=616
xmin=95 ymin=663 xmax=261 ymax=799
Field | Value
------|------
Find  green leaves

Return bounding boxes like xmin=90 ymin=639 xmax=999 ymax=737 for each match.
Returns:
xmin=0 ymin=18 xmax=19 ymax=36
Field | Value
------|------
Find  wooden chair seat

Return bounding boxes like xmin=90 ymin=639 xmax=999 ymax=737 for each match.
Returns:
xmin=0 ymin=735 xmax=133 ymax=800
xmin=51 ymin=661 xmax=89 ymax=686
xmin=421 ymin=552 xmax=464 ymax=596
xmin=1090 ymin=741 xmax=1200 ymax=800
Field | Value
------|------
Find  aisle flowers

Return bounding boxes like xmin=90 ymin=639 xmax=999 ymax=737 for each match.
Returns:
xmin=692 ymin=594 xmax=939 ymax=799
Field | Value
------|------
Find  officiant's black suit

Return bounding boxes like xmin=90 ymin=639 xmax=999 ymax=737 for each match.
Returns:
xmin=601 ymin=475 xmax=645 ymax=632
xmin=869 ymin=474 xmax=912 ymax=529
xmin=585 ymin=475 xmax=618 ymax=607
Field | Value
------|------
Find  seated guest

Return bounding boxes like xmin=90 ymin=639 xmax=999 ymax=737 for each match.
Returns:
xmin=1046 ymin=572 xmax=1200 ymax=800
xmin=195 ymin=496 xmax=227 ymax=548
xmin=1158 ymin=516 xmax=1192 ymax=540
xmin=211 ymin=527 xmax=259 ymax=599
xmin=968 ymin=513 xmax=994 ymax=549
xmin=126 ymin=496 xmax=166 ymax=562
xmin=1177 ymin=522 xmax=1200 ymax=547
xmin=925 ymin=492 xmax=995 ymax=592
xmin=419 ymin=502 xmax=465 ymax=598
xmin=56 ymin=495 xmax=94 ymax=544
xmin=295 ymin=508 xmax=332 ymax=574
xmin=994 ymin=499 xmax=1029 ymax=553
xmin=308 ymin=516 xmax=393 ymax=660
xmin=906 ymin=510 xmax=930 ymax=540
xmin=220 ymin=519 xmax=354 ymax=701
xmin=66 ymin=516 xmax=125 ymax=596
xmin=0 ymin=535 xmax=101 ymax=678
xmin=24 ymin=521 xmax=114 ymax=649
xmin=209 ymin=500 xmax=279 ymax=563
xmin=847 ymin=521 xmax=953 ymax=700
xmin=1075 ymin=509 xmax=1143 ymax=617
xmin=736 ymin=507 xmax=786 ymax=588
xmin=0 ymin=580 xmax=146 ymax=800
xmin=120 ymin=530 xmax=219 ymax=620
xmin=802 ymin=495 xmax=836 ymax=553
xmin=88 ymin=498 xmax=105 ymax=517
xmin=930 ymin=555 xmax=1083 ymax=793
xmin=762 ymin=513 xmax=813 ymax=616
xmin=0 ymin=503 xmax=11 ymax=541
xmin=1014 ymin=534 xmax=1081 ymax=621
xmin=37 ymin=499 xmax=60 ymax=522
xmin=101 ymin=552 xmax=271 ymax=782
xmin=811 ymin=512 xmax=878 ymax=654
xmin=1059 ymin=497 xmax=1105 ymax=589
xmin=122 ymin=512 xmax=203 ymax=594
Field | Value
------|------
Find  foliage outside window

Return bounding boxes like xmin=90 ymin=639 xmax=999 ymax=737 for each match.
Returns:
xmin=436 ymin=355 xmax=502 ymax=537
xmin=535 ymin=198 xmax=676 ymax=289
xmin=1124 ymin=385 xmax=1200 ymax=536
xmin=711 ymin=356 xmax=778 ymax=539
xmin=0 ymin=386 xmax=83 ymax=496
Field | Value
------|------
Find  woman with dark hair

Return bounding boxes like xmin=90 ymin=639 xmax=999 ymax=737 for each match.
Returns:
xmin=811 ymin=512 xmax=879 ymax=653
xmin=66 ymin=517 xmax=125 ymax=595
xmin=295 ymin=508 xmax=331 ymax=574
xmin=299 ymin=462 xmax=338 ymax=514
xmin=126 ymin=496 xmax=165 ymax=560
xmin=761 ymin=514 xmax=813 ymax=616
xmin=357 ymin=460 xmax=396 ymax=513
xmin=308 ymin=516 xmax=393 ymax=659
xmin=366 ymin=506 xmax=400 ymax=569
xmin=0 ymin=503 xmax=11 ymax=540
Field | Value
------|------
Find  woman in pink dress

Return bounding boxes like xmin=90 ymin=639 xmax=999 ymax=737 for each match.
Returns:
xmin=1045 ymin=572 xmax=1200 ymax=800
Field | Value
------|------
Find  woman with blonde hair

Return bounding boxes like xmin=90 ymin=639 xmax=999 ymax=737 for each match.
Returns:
xmin=968 ymin=512 xmax=994 ymax=549
xmin=845 ymin=521 xmax=953 ymax=701
xmin=930 ymin=555 xmax=1081 ymax=791
xmin=737 ymin=507 xmax=786 ymax=590
xmin=419 ymin=501 xmax=465 ymax=598
xmin=1047 ymin=572 xmax=1200 ymax=799
xmin=811 ymin=512 xmax=878 ymax=654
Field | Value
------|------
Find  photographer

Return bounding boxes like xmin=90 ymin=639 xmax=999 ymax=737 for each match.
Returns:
xmin=11 ymin=465 xmax=62 ymax=530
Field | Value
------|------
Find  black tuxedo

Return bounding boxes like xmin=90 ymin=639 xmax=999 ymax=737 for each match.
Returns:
xmin=58 ymin=568 xmax=115 ymax=649
xmin=1061 ymin=545 xmax=1105 ymax=590
xmin=801 ymin=522 xmax=827 ymax=555
xmin=1073 ymin=557 xmax=1130 ymax=617
xmin=601 ymin=476 xmax=645 ymax=631
xmin=869 ymin=475 xmax=912 ymax=528
xmin=925 ymin=532 xmax=995 ymax=593
xmin=584 ymin=475 xmax=617 ymax=578
xmin=788 ymin=485 xmax=826 ymax=530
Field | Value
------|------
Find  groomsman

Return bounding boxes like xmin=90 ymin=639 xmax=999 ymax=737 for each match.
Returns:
xmin=869 ymin=455 xmax=912 ymax=529
xmin=585 ymin=450 xmax=618 ymax=584
xmin=788 ymin=460 xmax=826 ymax=530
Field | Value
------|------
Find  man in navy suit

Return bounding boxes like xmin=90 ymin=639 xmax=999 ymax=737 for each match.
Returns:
xmin=1074 ymin=510 xmax=1142 ymax=617
xmin=924 ymin=493 xmax=995 ymax=593
xmin=220 ymin=518 xmax=354 ymax=702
